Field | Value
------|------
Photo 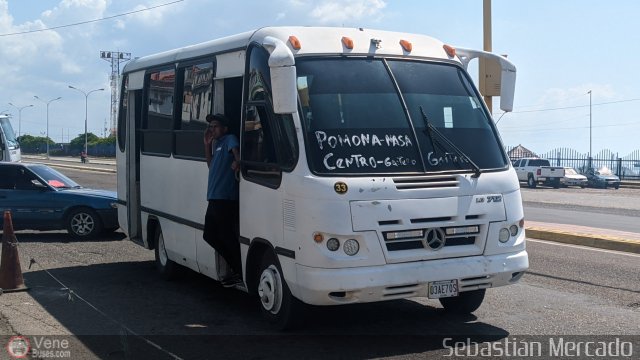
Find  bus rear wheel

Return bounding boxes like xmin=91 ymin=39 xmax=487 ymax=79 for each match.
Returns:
xmin=439 ymin=289 xmax=486 ymax=314
xmin=257 ymin=251 xmax=302 ymax=330
xmin=154 ymin=225 xmax=180 ymax=280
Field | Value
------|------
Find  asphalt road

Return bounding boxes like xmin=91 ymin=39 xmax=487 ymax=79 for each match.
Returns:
xmin=0 ymin=165 xmax=638 ymax=359
xmin=1 ymin=234 xmax=638 ymax=359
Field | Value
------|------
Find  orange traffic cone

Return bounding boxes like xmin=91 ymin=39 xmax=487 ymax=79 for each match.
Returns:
xmin=0 ymin=211 xmax=28 ymax=293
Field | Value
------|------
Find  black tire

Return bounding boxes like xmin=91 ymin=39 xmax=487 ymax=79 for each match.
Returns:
xmin=439 ymin=289 xmax=486 ymax=314
xmin=102 ymin=227 xmax=119 ymax=234
xmin=154 ymin=225 xmax=180 ymax=280
xmin=614 ymin=184 xmax=620 ymax=190
xmin=527 ymin=175 xmax=537 ymax=189
xmin=66 ymin=207 xmax=102 ymax=239
xmin=257 ymin=251 xmax=303 ymax=330
xmin=552 ymin=178 xmax=561 ymax=189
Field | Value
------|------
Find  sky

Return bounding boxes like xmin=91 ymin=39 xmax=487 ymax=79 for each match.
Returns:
xmin=1 ymin=0 xmax=639 ymax=156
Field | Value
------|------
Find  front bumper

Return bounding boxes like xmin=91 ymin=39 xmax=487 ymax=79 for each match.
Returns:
xmin=562 ymin=179 xmax=587 ymax=186
xmin=293 ymin=249 xmax=528 ymax=306
xmin=97 ymin=209 xmax=119 ymax=229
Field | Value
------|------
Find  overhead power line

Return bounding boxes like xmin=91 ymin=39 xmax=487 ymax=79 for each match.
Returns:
xmin=499 ymin=97 xmax=640 ymax=115
xmin=0 ymin=0 xmax=184 ymax=37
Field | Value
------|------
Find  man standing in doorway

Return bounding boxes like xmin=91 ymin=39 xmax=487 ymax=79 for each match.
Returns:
xmin=203 ymin=113 xmax=242 ymax=287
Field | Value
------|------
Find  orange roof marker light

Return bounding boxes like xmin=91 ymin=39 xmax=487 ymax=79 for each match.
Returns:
xmin=342 ymin=36 xmax=354 ymax=49
xmin=399 ymin=39 xmax=412 ymax=52
xmin=443 ymin=44 xmax=456 ymax=58
xmin=288 ymin=35 xmax=301 ymax=50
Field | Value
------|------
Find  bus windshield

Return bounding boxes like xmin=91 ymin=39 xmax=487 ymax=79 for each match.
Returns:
xmin=0 ymin=117 xmax=19 ymax=149
xmin=296 ymin=58 xmax=507 ymax=175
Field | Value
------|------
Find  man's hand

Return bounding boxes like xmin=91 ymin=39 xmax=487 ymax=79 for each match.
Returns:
xmin=204 ymin=127 xmax=214 ymax=145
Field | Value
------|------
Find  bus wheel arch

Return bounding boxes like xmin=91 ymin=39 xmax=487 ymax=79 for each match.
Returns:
xmin=248 ymin=240 xmax=303 ymax=330
xmin=245 ymin=239 xmax=272 ymax=296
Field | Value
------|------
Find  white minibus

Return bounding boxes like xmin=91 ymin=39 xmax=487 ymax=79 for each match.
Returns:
xmin=116 ymin=26 xmax=528 ymax=329
xmin=0 ymin=115 xmax=21 ymax=162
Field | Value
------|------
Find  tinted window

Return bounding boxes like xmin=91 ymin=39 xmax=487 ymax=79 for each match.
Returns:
xmin=142 ymin=68 xmax=175 ymax=155
xmin=241 ymin=46 xmax=298 ymax=187
xmin=175 ymin=61 xmax=214 ymax=159
xmin=117 ymin=75 xmax=128 ymax=152
xmin=296 ymin=58 xmax=507 ymax=175
xmin=388 ymin=60 xmax=506 ymax=170
xmin=528 ymin=159 xmax=550 ymax=167
xmin=297 ymin=58 xmax=421 ymax=175
xmin=30 ymin=165 xmax=80 ymax=189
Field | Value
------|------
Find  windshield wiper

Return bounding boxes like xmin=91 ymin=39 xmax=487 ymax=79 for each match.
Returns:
xmin=419 ymin=106 xmax=482 ymax=178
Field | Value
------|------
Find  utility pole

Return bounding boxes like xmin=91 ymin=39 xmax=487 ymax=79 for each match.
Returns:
xmin=588 ymin=90 xmax=592 ymax=169
xmin=482 ymin=0 xmax=492 ymax=113
xmin=8 ymin=103 xmax=34 ymax=137
xmin=68 ymin=85 xmax=105 ymax=155
xmin=100 ymin=50 xmax=131 ymax=137
xmin=33 ymin=96 xmax=62 ymax=159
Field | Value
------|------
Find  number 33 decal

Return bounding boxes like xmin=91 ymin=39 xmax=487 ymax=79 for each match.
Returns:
xmin=334 ymin=182 xmax=348 ymax=194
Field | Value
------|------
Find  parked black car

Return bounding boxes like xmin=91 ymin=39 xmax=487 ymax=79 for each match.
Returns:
xmin=0 ymin=162 xmax=119 ymax=238
xmin=586 ymin=166 xmax=621 ymax=189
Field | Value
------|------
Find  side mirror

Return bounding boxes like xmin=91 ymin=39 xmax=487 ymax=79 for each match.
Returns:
xmin=263 ymin=36 xmax=298 ymax=114
xmin=270 ymin=66 xmax=298 ymax=114
xmin=456 ymin=48 xmax=517 ymax=112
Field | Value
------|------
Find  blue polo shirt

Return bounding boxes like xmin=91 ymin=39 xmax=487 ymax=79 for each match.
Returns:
xmin=207 ymin=134 xmax=240 ymax=201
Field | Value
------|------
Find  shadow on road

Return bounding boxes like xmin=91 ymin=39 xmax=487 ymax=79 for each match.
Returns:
xmin=19 ymin=260 xmax=510 ymax=359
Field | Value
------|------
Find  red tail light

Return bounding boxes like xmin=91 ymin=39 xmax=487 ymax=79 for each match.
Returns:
xmin=537 ymin=169 xmax=541 ymax=176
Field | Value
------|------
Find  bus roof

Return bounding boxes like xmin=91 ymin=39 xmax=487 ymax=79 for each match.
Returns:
xmin=123 ymin=26 xmax=455 ymax=73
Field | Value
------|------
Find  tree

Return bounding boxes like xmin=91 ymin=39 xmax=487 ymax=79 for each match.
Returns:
xmin=69 ymin=133 xmax=99 ymax=149
xmin=17 ymin=135 xmax=53 ymax=154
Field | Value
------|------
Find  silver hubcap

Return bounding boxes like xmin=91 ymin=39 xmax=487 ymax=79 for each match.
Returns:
xmin=258 ymin=265 xmax=282 ymax=314
xmin=71 ymin=212 xmax=95 ymax=235
xmin=158 ymin=233 xmax=168 ymax=266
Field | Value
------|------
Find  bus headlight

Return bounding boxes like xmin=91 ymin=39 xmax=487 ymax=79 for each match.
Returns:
xmin=509 ymin=224 xmax=519 ymax=236
xmin=326 ymin=238 xmax=340 ymax=251
xmin=499 ymin=228 xmax=510 ymax=243
xmin=343 ymin=239 xmax=359 ymax=256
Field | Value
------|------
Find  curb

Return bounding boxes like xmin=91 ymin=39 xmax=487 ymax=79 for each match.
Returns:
xmin=525 ymin=228 xmax=640 ymax=254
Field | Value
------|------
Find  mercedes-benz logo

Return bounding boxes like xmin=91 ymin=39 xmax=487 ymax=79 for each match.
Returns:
xmin=424 ymin=228 xmax=446 ymax=250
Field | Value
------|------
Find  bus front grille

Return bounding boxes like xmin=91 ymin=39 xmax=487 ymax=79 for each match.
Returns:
xmin=392 ymin=175 xmax=459 ymax=190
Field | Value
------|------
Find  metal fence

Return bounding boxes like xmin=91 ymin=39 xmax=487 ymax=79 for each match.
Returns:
xmin=506 ymin=146 xmax=640 ymax=180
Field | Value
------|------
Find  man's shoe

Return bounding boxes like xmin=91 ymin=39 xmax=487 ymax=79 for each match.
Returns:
xmin=221 ymin=273 xmax=243 ymax=288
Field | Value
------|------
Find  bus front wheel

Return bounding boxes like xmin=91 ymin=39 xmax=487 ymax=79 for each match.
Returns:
xmin=257 ymin=251 xmax=302 ymax=330
xmin=439 ymin=289 xmax=486 ymax=314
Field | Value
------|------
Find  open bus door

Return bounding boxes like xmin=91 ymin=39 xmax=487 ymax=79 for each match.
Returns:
xmin=117 ymin=73 xmax=143 ymax=244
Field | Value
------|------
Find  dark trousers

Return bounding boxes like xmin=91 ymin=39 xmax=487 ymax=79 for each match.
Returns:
xmin=203 ymin=200 xmax=241 ymax=275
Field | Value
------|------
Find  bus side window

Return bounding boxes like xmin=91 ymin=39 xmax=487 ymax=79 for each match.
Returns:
xmin=0 ymin=166 xmax=14 ymax=189
xmin=243 ymin=105 xmax=279 ymax=163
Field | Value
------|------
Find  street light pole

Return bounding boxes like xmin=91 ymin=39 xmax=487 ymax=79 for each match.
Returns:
xmin=34 ymin=96 xmax=62 ymax=159
xmin=68 ymin=86 xmax=105 ymax=155
xmin=8 ymin=103 xmax=34 ymax=137
xmin=588 ymin=90 xmax=592 ymax=168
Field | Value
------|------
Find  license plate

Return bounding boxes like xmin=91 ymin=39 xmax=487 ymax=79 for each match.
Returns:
xmin=428 ymin=280 xmax=459 ymax=299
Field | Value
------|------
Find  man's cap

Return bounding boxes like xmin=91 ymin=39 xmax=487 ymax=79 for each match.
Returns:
xmin=206 ymin=113 xmax=229 ymax=126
